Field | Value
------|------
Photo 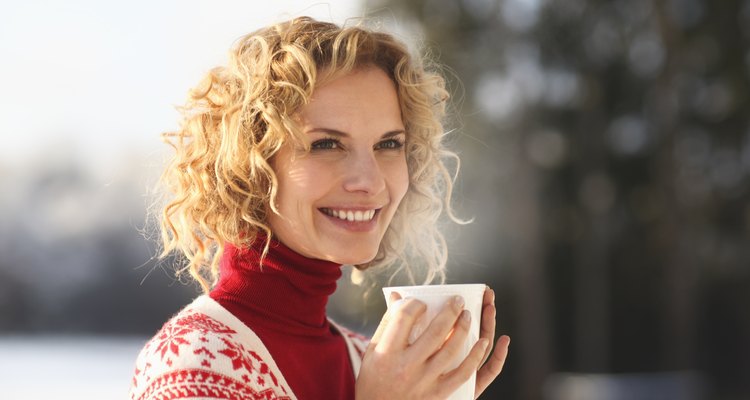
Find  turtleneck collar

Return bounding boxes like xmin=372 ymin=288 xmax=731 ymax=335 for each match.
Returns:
xmin=210 ymin=235 xmax=343 ymax=336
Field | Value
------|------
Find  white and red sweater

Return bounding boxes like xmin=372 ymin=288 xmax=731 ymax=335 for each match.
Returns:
xmin=130 ymin=238 xmax=369 ymax=400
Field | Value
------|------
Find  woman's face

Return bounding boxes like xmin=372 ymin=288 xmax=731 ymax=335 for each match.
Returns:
xmin=268 ymin=67 xmax=409 ymax=265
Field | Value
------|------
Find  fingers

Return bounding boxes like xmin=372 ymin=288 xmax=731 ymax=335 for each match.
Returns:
xmin=376 ymin=296 xmax=427 ymax=351
xmin=426 ymin=309 xmax=471 ymax=373
xmin=474 ymin=335 xmax=511 ymax=396
xmin=410 ymin=295 xmax=465 ymax=359
xmin=370 ymin=292 xmax=402 ymax=346
xmin=479 ymin=288 xmax=497 ymax=366
xmin=437 ymin=337 xmax=490 ymax=396
xmin=482 ymin=287 xmax=493 ymax=308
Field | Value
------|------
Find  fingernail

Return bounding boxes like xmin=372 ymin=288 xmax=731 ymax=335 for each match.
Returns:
xmin=461 ymin=310 xmax=471 ymax=324
xmin=452 ymin=295 xmax=465 ymax=310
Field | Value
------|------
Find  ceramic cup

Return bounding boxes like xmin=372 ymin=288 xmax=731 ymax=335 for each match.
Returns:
xmin=382 ymin=284 xmax=487 ymax=400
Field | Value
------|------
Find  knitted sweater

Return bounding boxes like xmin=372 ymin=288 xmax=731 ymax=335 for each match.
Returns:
xmin=129 ymin=296 xmax=367 ymax=400
xmin=129 ymin=238 xmax=369 ymax=400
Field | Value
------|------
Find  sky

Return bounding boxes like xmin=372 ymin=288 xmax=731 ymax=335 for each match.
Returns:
xmin=0 ymin=0 xmax=363 ymax=178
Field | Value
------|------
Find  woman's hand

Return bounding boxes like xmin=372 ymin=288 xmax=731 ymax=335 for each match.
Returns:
xmin=355 ymin=291 xmax=509 ymax=400
xmin=475 ymin=287 xmax=511 ymax=398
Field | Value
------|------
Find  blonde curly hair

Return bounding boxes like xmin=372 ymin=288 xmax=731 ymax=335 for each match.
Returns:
xmin=158 ymin=16 xmax=462 ymax=293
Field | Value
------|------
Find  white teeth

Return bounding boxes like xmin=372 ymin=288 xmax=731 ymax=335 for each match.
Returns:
xmin=322 ymin=208 xmax=377 ymax=222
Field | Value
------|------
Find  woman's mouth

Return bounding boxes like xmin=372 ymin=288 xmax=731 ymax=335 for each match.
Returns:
xmin=319 ymin=208 xmax=378 ymax=222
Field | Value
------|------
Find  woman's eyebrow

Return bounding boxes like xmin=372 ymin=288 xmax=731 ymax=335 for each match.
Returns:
xmin=381 ymin=130 xmax=406 ymax=139
xmin=306 ymin=128 xmax=349 ymax=137
xmin=306 ymin=127 xmax=406 ymax=139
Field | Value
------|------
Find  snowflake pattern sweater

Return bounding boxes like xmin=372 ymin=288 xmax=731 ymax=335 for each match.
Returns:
xmin=129 ymin=238 xmax=369 ymax=400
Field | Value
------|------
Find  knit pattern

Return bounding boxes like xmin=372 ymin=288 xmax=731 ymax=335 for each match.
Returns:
xmin=130 ymin=298 xmax=293 ymax=400
xmin=130 ymin=296 xmax=371 ymax=400
xmin=333 ymin=322 xmax=369 ymax=368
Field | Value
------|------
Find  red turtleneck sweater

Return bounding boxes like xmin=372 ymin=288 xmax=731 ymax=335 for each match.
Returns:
xmin=209 ymin=237 xmax=355 ymax=400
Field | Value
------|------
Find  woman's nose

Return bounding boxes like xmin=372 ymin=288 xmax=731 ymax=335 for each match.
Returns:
xmin=342 ymin=152 xmax=386 ymax=194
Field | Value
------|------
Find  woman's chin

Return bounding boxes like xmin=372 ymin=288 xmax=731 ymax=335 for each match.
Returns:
xmin=328 ymin=251 xmax=377 ymax=266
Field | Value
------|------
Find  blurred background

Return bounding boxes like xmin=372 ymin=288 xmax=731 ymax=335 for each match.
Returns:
xmin=1 ymin=0 xmax=748 ymax=399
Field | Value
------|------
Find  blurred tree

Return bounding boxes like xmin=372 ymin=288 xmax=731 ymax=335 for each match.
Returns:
xmin=0 ymin=269 xmax=34 ymax=332
xmin=366 ymin=0 xmax=750 ymax=398
xmin=0 ymin=156 xmax=195 ymax=336
xmin=62 ymin=228 xmax=195 ymax=334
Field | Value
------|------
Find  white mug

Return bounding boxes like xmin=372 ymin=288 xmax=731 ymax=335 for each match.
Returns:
xmin=382 ymin=284 xmax=487 ymax=400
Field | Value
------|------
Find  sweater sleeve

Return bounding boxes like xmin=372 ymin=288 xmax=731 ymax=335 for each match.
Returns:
xmin=129 ymin=303 xmax=294 ymax=400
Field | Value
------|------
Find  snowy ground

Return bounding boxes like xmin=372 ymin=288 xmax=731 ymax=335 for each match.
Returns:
xmin=0 ymin=335 xmax=147 ymax=399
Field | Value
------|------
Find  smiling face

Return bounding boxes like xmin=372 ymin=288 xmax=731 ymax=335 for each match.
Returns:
xmin=267 ymin=67 xmax=409 ymax=265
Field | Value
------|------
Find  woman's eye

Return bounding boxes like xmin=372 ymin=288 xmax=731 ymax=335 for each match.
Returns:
xmin=311 ymin=138 xmax=341 ymax=150
xmin=377 ymin=139 xmax=404 ymax=150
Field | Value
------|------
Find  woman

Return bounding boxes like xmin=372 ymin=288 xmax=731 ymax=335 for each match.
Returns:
xmin=130 ymin=16 xmax=510 ymax=400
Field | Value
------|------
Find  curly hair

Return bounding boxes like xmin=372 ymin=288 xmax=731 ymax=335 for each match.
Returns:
xmin=158 ymin=16 xmax=462 ymax=292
